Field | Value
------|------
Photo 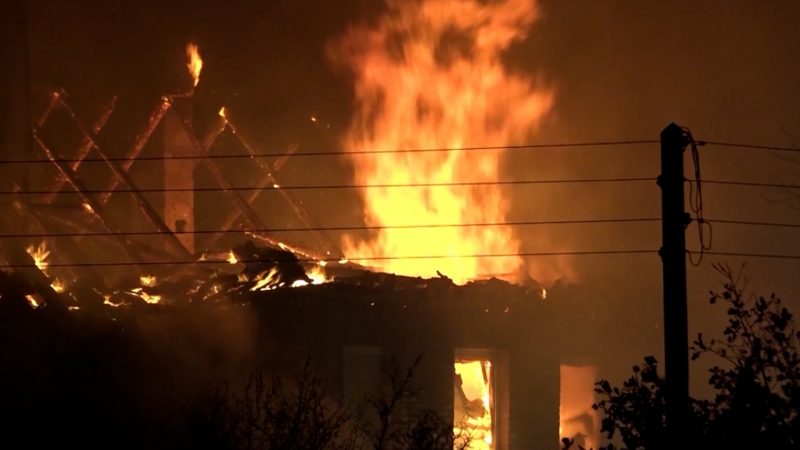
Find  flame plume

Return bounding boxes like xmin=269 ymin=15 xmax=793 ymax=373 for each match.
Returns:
xmin=186 ymin=42 xmax=203 ymax=88
xmin=331 ymin=0 xmax=553 ymax=284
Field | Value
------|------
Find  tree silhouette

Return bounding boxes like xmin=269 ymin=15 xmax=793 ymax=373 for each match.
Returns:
xmin=565 ymin=263 xmax=800 ymax=450
xmin=189 ymin=355 xmax=470 ymax=450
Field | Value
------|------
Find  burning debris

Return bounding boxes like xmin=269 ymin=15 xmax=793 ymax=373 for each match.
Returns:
xmin=2 ymin=236 xmax=342 ymax=311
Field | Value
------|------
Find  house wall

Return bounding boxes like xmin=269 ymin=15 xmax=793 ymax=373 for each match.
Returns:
xmin=249 ymin=280 xmax=561 ymax=449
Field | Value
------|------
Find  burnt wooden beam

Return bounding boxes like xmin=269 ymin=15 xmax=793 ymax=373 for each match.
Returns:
xmin=173 ymin=109 xmax=268 ymax=231
xmin=205 ymin=144 xmax=298 ymax=250
xmin=41 ymin=96 xmax=117 ymax=205
xmin=11 ymin=183 xmax=83 ymax=281
xmin=98 ymin=97 xmax=171 ymax=206
xmin=224 ymin=120 xmax=344 ymax=260
xmin=54 ymin=98 xmax=192 ymax=260
xmin=32 ymin=127 xmax=144 ymax=268
xmin=34 ymin=90 xmax=62 ymax=128
xmin=0 ymin=236 xmax=66 ymax=311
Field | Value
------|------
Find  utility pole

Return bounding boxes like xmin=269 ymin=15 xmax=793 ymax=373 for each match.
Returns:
xmin=658 ymin=123 xmax=690 ymax=446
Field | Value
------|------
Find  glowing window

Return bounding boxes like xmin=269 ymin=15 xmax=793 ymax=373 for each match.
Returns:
xmin=454 ymin=359 xmax=494 ymax=449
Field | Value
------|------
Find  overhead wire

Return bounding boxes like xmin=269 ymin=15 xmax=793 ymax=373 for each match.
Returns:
xmin=700 ymin=140 xmax=800 ymax=154
xmin=0 ymin=139 xmax=661 ymax=165
xmin=7 ymin=216 xmax=800 ymax=240
xmin=705 ymin=218 xmax=800 ymax=229
xmin=0 ymin=217 xmax=662 ymax=239
xmin=11 ymin=117 xmax=800 ymax=269
xmin=0 ymin=249 xmax=658 ymax=269
xmin=1 ymin=177 xmax=657 ymax=196
xmin=702 ymin=180 xmax=800 ymax=190
xmin=700 ymin=251 xmax=800 ymax=261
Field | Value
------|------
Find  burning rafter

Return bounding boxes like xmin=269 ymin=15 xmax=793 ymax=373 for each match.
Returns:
xmin=32 ymin=127 xmax=146 ymax=266
xmin=168 ymin=104 xmax=337 ymax=262
xmin=42 ymin=94 xmax=117 ymax=204
xmin=12 ymin=39 xmax=342 ymax=298
xmin=211 ymin=109 xmax=343 ymax=259
xmin=52 ymin=96 xmax=193 ymax=259
xmin=98 ymin=97 xmax=172 ymax=206
xmin=21 ymin=91 xmax=342 ymax=284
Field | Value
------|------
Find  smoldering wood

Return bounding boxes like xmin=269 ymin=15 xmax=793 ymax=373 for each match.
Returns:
xmin=32 ymin=127 xmax=145 ymax=267
xmin=11 ymin=184 xmax=86 ymax=281
xmin=204 ymin=139 xmax=298 ymax=250
xmin=42 ymin=95 xmax=117 ymax=204
xmin=53 ymin=98 xmax=193 ymax=259
xmin=97 ymin=98 xmax=172 ymax=206
xmin=225 ymin=119 xmax=344 ymax=260
xmin=175 ymin=109 xmax=269 ymax=231
xmin=0 ymin=239 xmax=65 ymax=310
xmin=171 ymin=108 xmax=327 ymax=261
xmin=34 ymin=90 xmax=62 ymax=128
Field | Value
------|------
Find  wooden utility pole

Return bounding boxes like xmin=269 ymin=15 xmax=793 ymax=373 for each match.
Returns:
xmin=658 ymin=122 xmax=690 ymax=445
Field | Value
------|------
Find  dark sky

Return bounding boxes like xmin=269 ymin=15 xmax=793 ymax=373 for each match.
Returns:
xmin=25 ymin=0 xmax=800 ymax=393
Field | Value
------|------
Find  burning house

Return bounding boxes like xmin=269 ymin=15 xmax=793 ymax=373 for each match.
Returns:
xmin=0 ymin=0 xmax=604 ymax=448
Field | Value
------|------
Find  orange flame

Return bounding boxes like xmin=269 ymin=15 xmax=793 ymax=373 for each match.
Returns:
xmin=559 ymin=365 xmax=600 ymax=449
xmin=26 ymin=241 xmax=50 ymax=275
xmin=291 ymin=264 xmax=331 ymax=287
xmin=186 ymin=42 xmax=203 ymax=88
xmin=455 ymin=360 xmax=494 ymax=449
xmin=331 ymin=0 xmax=553 ymax=284
xmin=51 ymin=278 xmax=66 ymax=293
xmin=25 ymin=295 xmax=40 ymax=309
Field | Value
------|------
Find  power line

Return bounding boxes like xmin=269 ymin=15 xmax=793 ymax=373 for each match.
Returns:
xmin=0 ymin=139 xmax=660 ymax=165
xmin=702 ymin=180 xmax=800 ymax=190
xmin=706 ymin=218 xmax=800 ymax=229
xmin=1 ymin=217 xmax=660 ymax=239
xmin=701 ymin=140 xmax=800 ymax=154
xmin=2 ymin=249 xmax=657 ymax=269
xmin=1 ymin=177 xmax=656 ymax=196
xmin=15 ymin=216 xmax=796 ymax=239
xmin=700 ymin=251 xmax=800 ymax=261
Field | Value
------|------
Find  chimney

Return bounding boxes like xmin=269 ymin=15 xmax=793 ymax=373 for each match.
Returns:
xmin=162 ymin=99 xmax=195 ymax=253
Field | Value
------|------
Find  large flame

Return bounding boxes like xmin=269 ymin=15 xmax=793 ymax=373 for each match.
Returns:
xmin=186 ymin=42 xmax=203 ymax=88
xmin=331 ymin=0 xmax=553 ymax=284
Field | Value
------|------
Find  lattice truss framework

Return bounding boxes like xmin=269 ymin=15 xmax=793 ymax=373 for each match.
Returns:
xmin=19 ymin=89 xmax=342 ymax=277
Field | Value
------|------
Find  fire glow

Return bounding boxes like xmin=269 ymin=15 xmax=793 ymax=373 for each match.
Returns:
xmin=26 ymin=241 xmax=50 ymax=275
xmin=559 ymin=365 xmax=600 ymax=449
xmin=186 ymin=42 xmax=203 ymax=87
xmin=454 ymin=360 xmax=495 ymax=449
xmin=331 ymin=0 xmax=553 ymax=284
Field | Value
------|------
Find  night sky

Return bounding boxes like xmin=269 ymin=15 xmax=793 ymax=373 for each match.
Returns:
xmin=21 ymin=0 xmax=800 ymax=394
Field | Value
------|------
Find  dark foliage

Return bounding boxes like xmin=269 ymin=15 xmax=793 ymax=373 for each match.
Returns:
xmin=566 ymin=264 xmax=800 ymax=450
xmin=189 ymin=355 xmax=468 ymax=450
xmin=186 ymin=360 xmax=350 ymax=450
xmin=690 ymin=263 xmax=800 ymax=449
